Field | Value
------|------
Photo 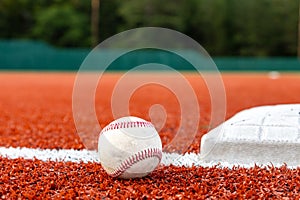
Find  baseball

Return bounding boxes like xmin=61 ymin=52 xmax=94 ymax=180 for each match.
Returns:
xmin=98 ymin=116 xmax=162 ymax=179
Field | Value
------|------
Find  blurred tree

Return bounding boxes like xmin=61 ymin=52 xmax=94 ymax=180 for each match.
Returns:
xmin=183 ymin=0 xmax=233 ymax=55
xmin=0 ymin=0 xmax=35 ymax=38
xmin=91 ymin=0 xmax=100 ymax=46
xmin=183 ymin=0 xmax=298 ymax=56
xmin=0 ymin=0 xmax=298 ymax=56
xmin=232 ymin=0 xmax=298 ymax=56
xmin=98 ymin=0 xmax=124 ymax=42
xmin=32 ymin=4 xmax=90 ymax=47
xmin=118 ymin=0 xmax=186 ymax=31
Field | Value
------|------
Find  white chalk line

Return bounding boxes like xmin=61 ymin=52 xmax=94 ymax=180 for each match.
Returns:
xmin=0 ymin=147 xmax=297 ymax=169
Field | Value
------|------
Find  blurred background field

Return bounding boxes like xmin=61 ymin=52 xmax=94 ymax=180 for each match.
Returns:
xmin=0 ymin=0 xmax=300 ymax=71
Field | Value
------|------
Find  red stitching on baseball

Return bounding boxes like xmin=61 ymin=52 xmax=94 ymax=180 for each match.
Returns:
xmin=108 ymin=148 xmax=162 ymax=178
xmin=101 ymin=121 xmax=154 ymax=133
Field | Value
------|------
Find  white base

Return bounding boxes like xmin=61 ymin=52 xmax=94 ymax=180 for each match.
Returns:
xmin=200 ymin=104 xmax=300 ymax=166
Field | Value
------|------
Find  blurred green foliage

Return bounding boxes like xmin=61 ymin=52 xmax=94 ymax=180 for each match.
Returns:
xmin=0 ymin=0 xmax=298 ymax=56
xmin=32 ymin=5 xmax=90 ymax=47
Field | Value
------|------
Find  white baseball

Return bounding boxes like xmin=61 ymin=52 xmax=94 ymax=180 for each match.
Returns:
xmin=98 ymin=116 xmax=162 ymax=179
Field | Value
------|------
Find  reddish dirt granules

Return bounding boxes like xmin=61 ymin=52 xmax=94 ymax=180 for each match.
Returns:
xmin=1 ymin=72 xmax=299 ymax=152
xmin=0 ymin=72 xmax=300 ymax=198
xmin=0 ymin=158 xmax=300 ymax=199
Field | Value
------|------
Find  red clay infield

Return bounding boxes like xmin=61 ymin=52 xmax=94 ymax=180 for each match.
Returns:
xmin=0 ymin=72 xmax=300 ymax=198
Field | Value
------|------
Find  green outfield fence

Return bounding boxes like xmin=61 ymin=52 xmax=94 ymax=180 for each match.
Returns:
xmin=1 ymin=40 xmax=300 ymax=71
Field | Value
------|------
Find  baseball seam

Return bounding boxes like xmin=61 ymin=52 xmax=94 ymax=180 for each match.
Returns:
xmin=101 ymin=121 xmax=154 ymax=133
xmin=109 ymin=147 xmax=162 ymax=178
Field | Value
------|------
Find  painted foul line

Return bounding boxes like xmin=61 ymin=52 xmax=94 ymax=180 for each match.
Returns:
xmin=0 ymin=147 xmax=296 ymax=169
